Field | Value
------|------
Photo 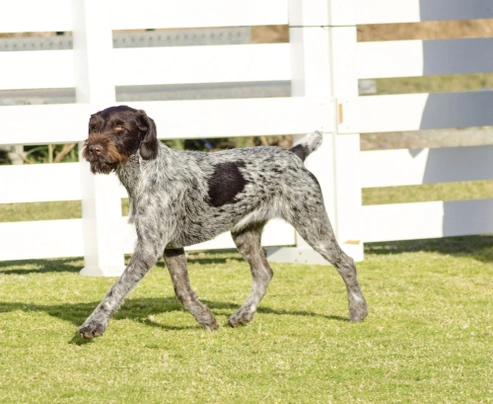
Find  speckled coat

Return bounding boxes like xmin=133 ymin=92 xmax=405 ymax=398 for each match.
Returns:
xmin=78 ymin=105 xmax=367 ymax=339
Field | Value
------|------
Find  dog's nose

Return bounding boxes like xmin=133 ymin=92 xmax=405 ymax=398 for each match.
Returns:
xmin=88 ymin=144 xmax=103 ymax=156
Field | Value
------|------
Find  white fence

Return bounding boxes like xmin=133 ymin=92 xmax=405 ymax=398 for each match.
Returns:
xmin=1 ymin=0 xmax=492 ymax=274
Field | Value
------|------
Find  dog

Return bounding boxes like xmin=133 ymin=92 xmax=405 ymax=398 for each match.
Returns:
xmin=78 ymin=105 xmax=367 ymax=339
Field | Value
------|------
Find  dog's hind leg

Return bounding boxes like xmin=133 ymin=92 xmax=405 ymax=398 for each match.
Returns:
xmin=287 ymin=203 xmax=368 ymax=323
xmin=229 ymin=222 xmax=273 ymax=327
xmin=164 ymin=248 xmax=219 ymax=330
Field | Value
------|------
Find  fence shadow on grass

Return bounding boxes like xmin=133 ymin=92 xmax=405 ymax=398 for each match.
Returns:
xmin=0 ymin=257 xmax=83 ymax=275
xmin=0 ymin=251 xmax=244 ymax=275
xmin=365 ymin=235 xmax=493 ymax=263
xmin=0 ymin=296 xmax=347 ymax=344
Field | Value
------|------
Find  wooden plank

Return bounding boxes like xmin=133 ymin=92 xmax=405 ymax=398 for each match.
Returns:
xmin=111 ymin=0 xmax=288 ymax=30
xmin=0 ymin=217 xmax=294 ymax=261
xmin=0 ymin=163 xmax=81 ymax=204
xmin=363 ymin=199 xmax=493 ymax=243
xmin=357 ymin=38 xmax=493 ymax=79
xmin=0 ymin=0 xmax=71 ymax=33
xmin=0 ymin=50 xmax=74 ymax=90
xmin=355 ymin=0 xmax=493 ymax=24
xmin=0 ymin=104 xmax=92 ymax=146
xmin=124 ymin=98 xmax=334 ymax=138
xmin=0 ymin=0 xmax=288 ymax=33
xmin=0 ymin=219 xmax=84 ymax=261
xmin=122 ymin=218 xmax=296 ymax=254
xmin=0 ymin=98 xmax=333 ymax=146
xmin=114 ymin=44 xmax=291 ymax=86
xmin=338 ymin=92 xmax=493 ymax=134
xmin=0 ymin=44 xmax=289 ymax=91
xmin=360 ymin=146 xmax=493 ymax=188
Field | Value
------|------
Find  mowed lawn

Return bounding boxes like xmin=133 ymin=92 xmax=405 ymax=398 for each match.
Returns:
xmin=1 ymin=182 xmax=493 ymax=403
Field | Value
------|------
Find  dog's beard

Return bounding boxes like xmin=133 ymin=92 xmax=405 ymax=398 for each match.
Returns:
xmin=88 ymin=159 xmax=118 ymax=174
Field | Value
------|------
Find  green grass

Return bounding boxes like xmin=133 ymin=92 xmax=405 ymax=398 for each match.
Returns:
xmin=363 ymin=180 xmax=493 ymax=205
xmin=373 ymin=72 xmax=493 ymax=95
xmin=1 ymin=243 xmax=493 ymax=403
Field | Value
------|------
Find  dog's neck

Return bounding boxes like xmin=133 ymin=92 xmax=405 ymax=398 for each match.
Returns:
xmin=116 ymin=143 xmax=179 ymax=195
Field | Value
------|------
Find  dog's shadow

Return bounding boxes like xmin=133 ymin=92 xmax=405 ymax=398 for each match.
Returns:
xmin=0 ymin=296 xmax=348 ymax=344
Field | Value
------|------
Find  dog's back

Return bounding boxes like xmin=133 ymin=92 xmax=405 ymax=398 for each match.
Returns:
xmin=161 ymin=132 xmax=324 ymax=247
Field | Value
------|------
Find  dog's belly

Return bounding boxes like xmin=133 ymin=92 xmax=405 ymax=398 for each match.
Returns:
xmin=167 ymin=219 xmax=234 ymax=248
xmin=167 ymin=199 xmax=280 ymax=248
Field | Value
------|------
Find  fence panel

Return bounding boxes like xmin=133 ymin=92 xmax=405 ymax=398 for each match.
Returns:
xmin=0 ymin=216 xmax=295 ymax=261
xmin=0 ymin=0 xmax=287 ymax=33
xmin=0 ymin=98 xmax=333 ymax=147
xmin=0 ymin=44 xmax=291 ymax=91
xmin=112 ymin=0 xmax=288 ymax=30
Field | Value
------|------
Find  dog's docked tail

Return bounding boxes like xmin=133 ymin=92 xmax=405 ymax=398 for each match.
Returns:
xmin=289 ymin=131 xmax=323 ymax=162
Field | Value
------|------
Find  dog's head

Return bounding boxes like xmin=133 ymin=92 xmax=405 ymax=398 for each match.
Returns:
xmin=82 ymin=105 xmax=158 ymax=174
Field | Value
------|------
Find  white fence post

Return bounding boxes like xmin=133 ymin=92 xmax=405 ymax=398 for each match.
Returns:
xmin=329 ymin=0 xmax=364 ymax=261
xmin=268 ymin=0 xmax=363 ymax=264
xmin=72 ymin=0 xmax=125 ymax=276
xmin=267 ymin=0 xmax=338 ymax=265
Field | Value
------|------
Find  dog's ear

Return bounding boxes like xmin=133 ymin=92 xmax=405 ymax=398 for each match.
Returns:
xmin=136 ymin=110 xmax=159 ymax=160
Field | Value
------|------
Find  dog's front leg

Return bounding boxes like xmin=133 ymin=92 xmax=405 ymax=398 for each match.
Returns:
xmin=78 ymin=240 xmax=164 ymax=339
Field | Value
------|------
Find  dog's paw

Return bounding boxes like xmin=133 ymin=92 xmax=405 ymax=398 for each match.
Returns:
xmin=78 ymin=319 xmax=107 ymax=339
xmin=228 ymin=309 xmax=254 ymax=327
xmin=349 ymin=300 xmax=368 ymax=323
xmin=203 ymin=318 xmax=220 ymax=331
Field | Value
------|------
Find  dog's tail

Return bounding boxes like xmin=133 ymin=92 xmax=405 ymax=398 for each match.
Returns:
xmin=289 ymin=131 xmax=323 ymax=162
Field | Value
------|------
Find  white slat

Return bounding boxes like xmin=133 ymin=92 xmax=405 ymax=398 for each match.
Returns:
xmin=112 ymin=0 xmax=288 ymax=29
xmin=363 ymin=199 xmax=493 ymax=243
xmin=0 ymin=104 xmax=92 ymax=146
xmin=124 ymin=98 xmax=334 ymax=138
xmin=0 ymin=0 xmax=288 ymax=33
xmin=355 ymin=0 xmax=493 ymax=24
xmin=338 ymin=92 xmax=493 ymax=134
xmin=357 ymin=38 xmax=493 ymax=79
xmin=0 ymin=163 xmax=81 ymax=204
xmin=361 ymin=146 xmax=493 ymax=188
xmin=0 ymin=44 xmax=290 ymax=91
xmin=122 ymin=219 xmax=295 ymax=254
xmin=0 ymin=50 xmax=74 ymax=90
xmin=113 ymin=44 xmax=291 ymax=86
xmin=0 ymin=0 xmax=71 ymax=33
xmin=0 ymin=98 xmax=333 ymax=146
xmin=0 ymin=217 xmax=294 ymax=261
xmin=0 ymin=219 xmax=83 ymax=261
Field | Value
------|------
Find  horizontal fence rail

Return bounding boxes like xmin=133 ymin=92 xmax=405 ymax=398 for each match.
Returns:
xmin=0 ymin=44 xmax=291 ymax=90
xmin=0 ymin=98 xmax=333 ymax=146
xmin=0 ymin=0 xmax=288 ymax=33
xmin=0 ymin=218 xmax=295 ymax=261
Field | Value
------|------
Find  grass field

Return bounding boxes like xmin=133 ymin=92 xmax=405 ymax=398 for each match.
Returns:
xmin=1 ymin=182 xmax=493 ymax=403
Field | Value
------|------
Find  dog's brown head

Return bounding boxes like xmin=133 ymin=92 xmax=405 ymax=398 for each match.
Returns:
xmin=82 ymin=105 xmax=158 ymax=174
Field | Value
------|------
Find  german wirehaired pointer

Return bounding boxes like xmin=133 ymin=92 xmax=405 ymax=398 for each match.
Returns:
xmin=79 ymin=105 xmax=367 ymax=339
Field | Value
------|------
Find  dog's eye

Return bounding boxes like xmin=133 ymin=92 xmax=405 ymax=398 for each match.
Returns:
xmin=89 ymin=124 xmax=98 ymax=132
xmin=114 ymin=125 xmax=125 ymax=132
